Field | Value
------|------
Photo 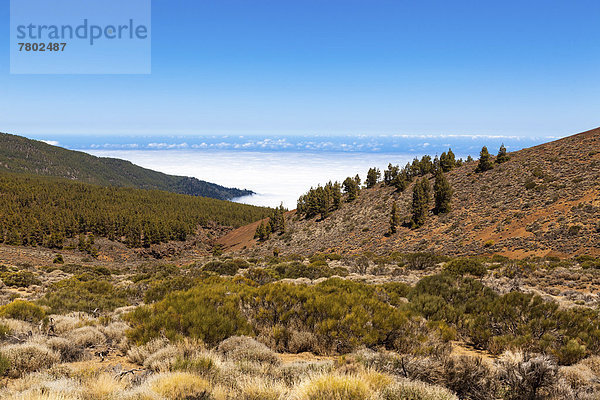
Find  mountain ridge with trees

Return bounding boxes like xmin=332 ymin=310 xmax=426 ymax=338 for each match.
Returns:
xmin=219 ymin=126 xmax=600 ymax=259
xmin=0 ymin=132 xmax=253 ymax=200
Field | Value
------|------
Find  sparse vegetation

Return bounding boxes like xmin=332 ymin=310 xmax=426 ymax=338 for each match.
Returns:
xmin=1 ymin=131 xmax=599 ymax=398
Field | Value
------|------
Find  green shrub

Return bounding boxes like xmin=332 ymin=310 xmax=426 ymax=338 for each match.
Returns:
xmin=243 ymin=267 xmax=278 ymax=285
xmin=0 ymin=299 xmax=45 ymax=322
xmin=126 ymin=277 xmax=416 ymax=354
xmin=40 ymin=277 xmax=128 ymax=313
xmin=444 ymin=258 xmax=487 ymax=277
xmin=0 ymin=323 xmax=10 ymax=339
xmin=53 ymin=254 xmax=64 ymax=264
xmin=202 ymin=260 xmax=240 ymax=276
xmin=125 ymin=278 xmax=253 ymax=346
xmin=409 ymin=273 xmax=600 ymax=364
xmin=131 ymin=264 xmax=180 ymax=282
xmin=0 ymin=352 xmax=9 ymax=376
xmin=403 ymin=253 xmax=447 ymax=270
xmin=144 ymin=276 xmax=199 ymax=303
xmin=172 ymin=354 xmax=219 ymax=377
xmin=270 ymin=261 xmax=346 ymax=280
xmin=0 ymin=270 xmax=41 ymax=287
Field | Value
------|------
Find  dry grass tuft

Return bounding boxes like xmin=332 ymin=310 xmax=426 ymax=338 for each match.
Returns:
xmin=239 ymin=377 xmax=288 ymax=400
xmin=148 ymin=372 xmax=212 ymax=399
xmin=1 ymin=343 xmax=61 ymax=378
xmin=380 ymin=379 xmax=459 ymax=400
xmin=218 ymin=336 xmax=280 ymax=365
xmin=127 ymin=337 xmax=169 ymax=365
xmin=143 ymin=345 xmax=180 ymax=372
xmin=290 ymin=373 xmax=374 ymax=400
xmin=40 ymin=337 xmax=86 ymax=363
xmin=82 ymin=373 xmax=126 ymax=400
xmin=0 ymin=317 xmax=33 ymax=335
xmin=66 ymin=326 xmax=106 ymax=348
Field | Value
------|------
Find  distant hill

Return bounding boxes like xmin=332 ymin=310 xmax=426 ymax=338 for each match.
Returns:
xmin=0 ymin=132 xmax=253 ymax=200
xmin=0 ymin=172 xmax=269 ymax=249
xmin=220 ymin=127 xmax=600 ymax=258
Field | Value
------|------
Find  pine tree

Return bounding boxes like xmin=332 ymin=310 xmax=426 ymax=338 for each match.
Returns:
xmin=343 ymin=177 xmax=359 ymax=202
xmin=389 ymin=201 xmax=400 ymax=234
xmin=496 ymin=144 xmax=509 ymax=164
xmin=447 ymin=148 xmax=456 ymax=167
xmin=440 ymin=148 xmax=456 ymax=172
xmin=332 ymin=182 xmax=342 ymax=209
xmin=316 ymin=185 xmax=332 ymax=219
xmin=366 ymin=168 xmax=381 ymax=188
xmin=254 ymin=221 xmax=271 ymax=241
xmin=393 ymin=175 xmax=408 ymax=192
xmin=268 ymin=204 xmax=286 ymax=234
xmin=466 ymin=155 xmax=474 ymax=163
xmin=411 ymin=178 xmax=430 ymax=228
xmin=384 ymin=164 xmax=399 ymax=185
xmin=434 ymin=170 xmax=452 ymax=214
xmin=78 ymin=234 xmax=87 ymax=252
xmin=475 ymin=146 xmax=493 ymax=172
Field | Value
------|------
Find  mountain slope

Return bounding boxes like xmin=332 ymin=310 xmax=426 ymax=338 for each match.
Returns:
xmin=220 ymin=127 xmax=600 ymax=258
xmin=0 ymin=171 xmax=269 ymax=249
xmin=0 ymin=132 xmax=253 ymax=200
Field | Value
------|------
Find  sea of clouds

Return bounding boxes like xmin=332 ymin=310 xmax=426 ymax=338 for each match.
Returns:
xmin=42 ymin=134 xmax=557 ymax=208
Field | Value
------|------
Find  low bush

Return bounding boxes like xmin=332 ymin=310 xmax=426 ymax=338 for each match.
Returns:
xmin=40 ymin=277 xmax=129 ymax=313
xmin=0 ymin=352 xmax=9 ymax=376
xmin=127 ymin=337 xmax=170 ymax=365
xmin=202 ymin=260 xmax=240 ymax=276
xmin=243 ymin=267 xmax=278 ymax=285
xmin=409 ymin=273 xmax=600 ymax=364
xmin=403 ymin=253 xmax=448 ymax=270
xmin=0 ymin=270 xmax=41 ymax=287
xmin=444 ymin=258 xmax=487 ymax=277
xmin=144 ymin=345 xmax=181 ymax=372
xmin=144 ymin=276 xmax=200 ymax=303
xmin=148 ymin=372 xmax=212 ymax=400
xmin=0 ymin=299 xmax=45 ymax=322
xmin=125 ymin=278 xmax=253 ymax=346
xmin=172 ymin=351 xmax=221 ymax=377
xmin=291 ymin=373 xmax=374 ymax=400
xmin=66 ymin=326 xmax=106 ymax=348
xmin=239 ymin=378 xmax=287 ymax=400
xmin=126 ymin=277 xmax=424 ymax=354
xmin=381 ymin=379 xmax=459 ymax=400
xmin=82 ymin=373 xmax=126 ymax=399
xmin=0 ymin=343 xmax=60 ymax=378
xmin=44 ymin=336 xmax=85 ymax=362
xmin=218 ymin=336 xmax=280 ymax=365
xmin=498 ymin=351 xmax=557 ymax=400
xmin=270 ymin=261 xmax=346 ymax=280
xmin=0 ymin=322 xmax=10 ymax=339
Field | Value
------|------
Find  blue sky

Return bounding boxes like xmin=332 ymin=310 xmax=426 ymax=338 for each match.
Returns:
xmin=1 ymin=0 xmax=599 ymax=137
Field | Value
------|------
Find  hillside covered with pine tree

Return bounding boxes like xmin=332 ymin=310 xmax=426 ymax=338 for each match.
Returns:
xmin=0 ymin=172 xmax=270 ymax=251
xmin=0 ymin=132 xmax=253 ymax=200
xmin=220 ymin=127 xmax=600 ymax=258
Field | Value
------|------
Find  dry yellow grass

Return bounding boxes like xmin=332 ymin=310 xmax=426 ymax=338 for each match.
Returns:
xmin=1 ymin=343 xmax=61 ymax=378
xmin=290 ymin=373 xmax=374 ymax=400
xmin=82 ymin=373 xmax=126 ymax=400
xmin=380 ymin=379 xmax=459 ymax=400
xmin=238 ymin=377 xmax=288 ymax=400
xmin=148 ymin=372 xmax=211 ymax=399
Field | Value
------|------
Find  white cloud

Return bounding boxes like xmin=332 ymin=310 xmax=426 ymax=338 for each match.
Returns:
xmin=40 ymin=140 xmax=59 ymax=146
